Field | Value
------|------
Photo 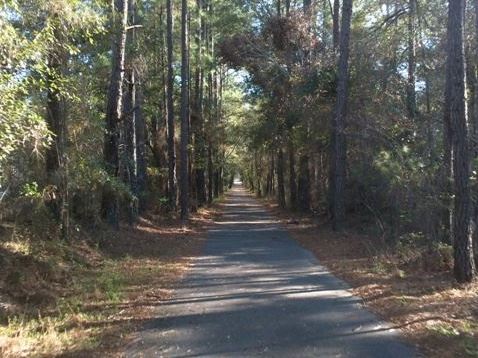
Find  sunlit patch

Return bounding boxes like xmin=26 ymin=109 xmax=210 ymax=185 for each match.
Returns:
xmin=214 ymin=220 xmax=279 ymax=225
xmin=220 ymin=203 xmax=264 ymax=208
xmin=1 ymin=240 xmax=32 ymax=255
xmin=283 ymin=288 xmax=354 ymax=299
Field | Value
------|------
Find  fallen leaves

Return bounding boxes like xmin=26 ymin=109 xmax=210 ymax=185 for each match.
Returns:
xmin=266 ymin=204 xmax=478 ymax=358
xmin=0 ymin=205 xmax=218 ymax=357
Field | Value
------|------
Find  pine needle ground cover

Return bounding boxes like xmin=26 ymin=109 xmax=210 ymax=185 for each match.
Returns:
xmin=0 ymin=208 xmax=216 ymax=357
xmin=265 ymin=201 xmax=478 ymax=358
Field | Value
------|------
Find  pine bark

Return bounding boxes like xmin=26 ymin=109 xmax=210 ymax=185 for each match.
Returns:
xmin=131 ymin=1 xmax=147 ymax=208
xmin=102 ymin=0 xmax=128 ymax=227
xmin=277 ymin=148 xmax=286 ymax=208
xmin=406 ymin=0 xmax=417 ymax=120
xmin=166 ymin=0 xmax=177 ymax=210
xmin=473 ymin=0 xmax=478 ymax=261
xmin=135 ymin=84 xmax=147 ymax=206
xmin=207 ymin=144 xmax=213 ymax=203
xmin=330 ymin=0 xmax=352 ymax=230
xmin=443 ymin=15 xmax=453 ymax=242
xmin=445 ymin=0 xmax=476 ymax=282
xmin=298 ymin=154 xmax=311 ymax=211
xmin=473 ymin=0 xmax=478 ymax=156
xmin=194 ymin=0 xmax=206 ymax=207
xmin=180 ymin=0 xmax=190 ymax=222
xmin=45 ymin=52 xmax=65 ymax=180
xmin=150 ymin=4 xmax=167 ymax=174
xmin=124 ymin=68 xmax=137 ymax=223
xmin=288 ymin=139 xmax=298 ymax=209
xmin=124 ymin=0 xmax=137 ymax=222
xmin=332 ymin=0 xmax=340 ymax=51
xmin=45 ymin=20 xmax=69 ymax=239
xmin=214 ymin=165 xmax=220 ymax=198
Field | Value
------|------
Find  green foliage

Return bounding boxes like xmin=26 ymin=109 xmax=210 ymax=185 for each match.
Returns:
xmin=20 ymin=182 xmax=42 ymax=199
xmin=0 ymin=0 xmax=108 ymax=225
xmin=464 ymin=337 xmax=478 ymax=357
xmin=97 ymin=266 xmax=123 ymax=302
xmin=431 ymin=323 xmax=460 ymax=337
xmin=0 ymin=0 xmax=104 ymax=169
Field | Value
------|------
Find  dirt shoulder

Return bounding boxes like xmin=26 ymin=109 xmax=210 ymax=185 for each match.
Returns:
xmin=264 ymin=200 xmax=478 ymax=358
xmin=0 ymin=206 xmax=218 ymax=357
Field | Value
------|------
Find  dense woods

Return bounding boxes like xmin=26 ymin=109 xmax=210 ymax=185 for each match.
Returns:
xmin=221 ymin=0 xmax=478 ymax=283
xmin=0 ymin=0 xmax=478 ymax=353
xmin=2 ymin=0 xmax=478 ymax=279
xmin=1 ymin=0 xmax=240 ymax=225
xmin=1 ymin=0 xmax=478 ymax=353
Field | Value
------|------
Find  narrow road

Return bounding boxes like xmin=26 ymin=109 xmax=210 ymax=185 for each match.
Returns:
xmin=127 ymin=185 xmax=417 ymax=357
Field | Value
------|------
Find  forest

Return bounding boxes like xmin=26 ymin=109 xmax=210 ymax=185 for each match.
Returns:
xmin=1 ymin=0 xmax=477 ymax=356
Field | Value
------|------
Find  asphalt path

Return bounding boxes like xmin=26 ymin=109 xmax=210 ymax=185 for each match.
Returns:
xmin=126 ymin=184 xmax=417 ymax=357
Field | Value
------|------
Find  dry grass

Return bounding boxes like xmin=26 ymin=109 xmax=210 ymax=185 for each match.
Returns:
xmin=0 ymin=206 xmax=218 ymax=357
xmin=262 ymin=200 xmax=478 ymax=358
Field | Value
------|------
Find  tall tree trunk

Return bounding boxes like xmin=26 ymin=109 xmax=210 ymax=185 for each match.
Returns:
xmin=416 ymin=11 xmax=440 ymax=242
xmin=45 ymin=55 xmax=64 ymax=181
xmin=249 ymin=161 xmax=255 ymax=191
xmin=298 ymin=153 xmax=311 ymax=211
xmin=135 ymin=83 xmax=147 ymax=208
xmin=443 ymin=95 xmax=453 ymax=243
xmin=214 ymin=154 xmax=220 ymax=198
xmin=406 ymin=0 xmax=417 ymax=120
xmin=207 ymin=144 xmax=213 ymax=203
xmin=180 ymin=0 xmax=190 ymax=222
xmin=124 ymin=0 xmax=138 ymax=223
xmin=45 ymin=19 xmax=68 ymax=239
xmin=442 ymin=7 xmax=454 ymax=242
xmin=255 ymin=152 xmax=262 ymax=197
xmin=121 ymin=0 xmax=146 ymax=219
xmin=445 ymin=0 xmax=476 ymax=283
xmin=330 ymin=0 xmax=352 ymax=230
xmin=288 ymin=139 xmax=298 ymax=209
xmin=102 ymin=0 xmax=128 ymax=227
xmin=187 ymin=9 xmax=195 ymax=212
xmin=194 ymin=0 xmax=206 ymax=207
xmin=277 ymin=148 xmax=286 ymax=208
xmin=130 ymin=0 xmax=147 ymax=209
xmin=166 ymin=0 xmax=177 ymax=210
xmin=468 ymin=49 xmax=477 ymax=157
xmin=219 ymin=155 xmax=225 ymax=195
xmin=270 ymin=152 xmax=276 ymax=196
xmin=332 ymin=0 xmax=340 ymax=51
xmin=205 ymin=6 xmax=215 ymax=204
xmin=473 ymin=0 xmax=478 ymax=261
xmin=150 ymin=4 xmax=166 ymax=173
xmin=472 ymin=0 xmax=478 ymax=157
xmin=195 ymin=138 xmax=207 ymax=206
xmin=124 ymin=68 xmax=137 ymax=223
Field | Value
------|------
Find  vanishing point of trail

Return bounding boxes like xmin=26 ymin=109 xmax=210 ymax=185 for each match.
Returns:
xmin=127 ymin=184 xmax=417 ymax=357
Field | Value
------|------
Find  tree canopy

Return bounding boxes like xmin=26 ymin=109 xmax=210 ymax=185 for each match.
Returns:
xmin=0 ymin=0 xmax=476 ymax=286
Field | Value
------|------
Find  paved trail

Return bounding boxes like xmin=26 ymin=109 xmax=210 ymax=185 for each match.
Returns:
xmin=127 ymin=185 xmax=417 ymax=357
